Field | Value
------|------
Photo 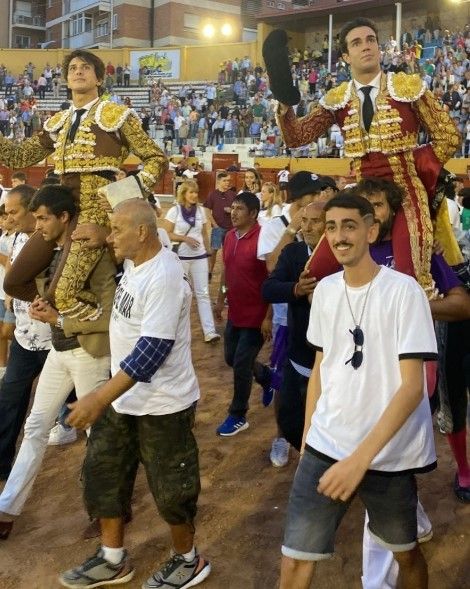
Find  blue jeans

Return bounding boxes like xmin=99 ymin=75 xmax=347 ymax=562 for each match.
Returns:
xmin=210 ymin=227 xmax=227 ymax=250
xmin=0 ymin=337 xmax=49 ymax=479
xmin=224 ymin=320 xmax=264 ymax=418
xmin=58 ymin=389 xmax=78 ymax=429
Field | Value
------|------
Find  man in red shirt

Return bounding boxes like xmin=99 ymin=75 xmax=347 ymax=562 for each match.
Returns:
xmin=214 ymin=192 xmax=271 ymax=436
xmin=204 ymin=171 xmax=237 ymax=279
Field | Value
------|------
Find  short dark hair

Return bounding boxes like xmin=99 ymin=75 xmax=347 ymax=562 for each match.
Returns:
xmin=462 ymin=195 xmax=470 ymax=209
xmin=216 ymin=171 xmax=229 ymax=181
xmin=339 ymin=18 xmax=379 ymax=55
xmin=7 ymin=184 xmax=36 ymax=209
xmin=324 ymin=190 xmax=375 ymax=219
xmin=29 ymin=184 xmax=77 ymax=218
xmin=12 ymin=171 xmax=27 ymax=182
xmin=40 ymin=175 xmax=60 ymax=187
xmin=63 ymin=49 xmax=105 ymax=83
xmin=233 ymin=191 xmax=260 ymax=217
xmin=355 ymin=177 xmax=404 ymax=214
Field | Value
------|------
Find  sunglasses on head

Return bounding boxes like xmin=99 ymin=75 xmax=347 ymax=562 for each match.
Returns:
xmin=345 ymin=326 xmax=364 ymax=370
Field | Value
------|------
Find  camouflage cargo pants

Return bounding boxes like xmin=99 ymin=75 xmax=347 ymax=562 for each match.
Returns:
xmin=83 ymin=404 xmax=200 ymax=525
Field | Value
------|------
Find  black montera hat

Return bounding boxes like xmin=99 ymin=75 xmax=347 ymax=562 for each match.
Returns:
xmin=262 ymin=29 xmax=301 ymax=106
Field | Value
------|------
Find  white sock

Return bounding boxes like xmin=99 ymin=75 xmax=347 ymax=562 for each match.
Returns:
xmin=101 ymin=545 xmax=125 ymax=565
xmin=181 ymin=546 xmax=196 ymax=562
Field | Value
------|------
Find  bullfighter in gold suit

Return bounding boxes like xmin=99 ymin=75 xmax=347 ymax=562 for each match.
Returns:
xmin=0 ymin=50 xmax=167 ymax=319
xmin=264 ymin=19 xmax=462 ymax=296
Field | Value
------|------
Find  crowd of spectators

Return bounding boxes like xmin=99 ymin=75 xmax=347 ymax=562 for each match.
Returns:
xmin=3 ymin=14 xmax=470 ymax=157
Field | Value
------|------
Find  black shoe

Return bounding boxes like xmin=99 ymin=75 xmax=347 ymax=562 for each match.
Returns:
xmin=453 ymin=474 xmax=470 ymax=503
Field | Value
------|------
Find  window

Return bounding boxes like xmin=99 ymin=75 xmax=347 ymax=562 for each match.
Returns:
xmin=184 ymin=13 xmax=200 ymax=31
xmin=96 ymin=19 xmax=109 ymax=38
xmin=69 ymin=12 xmax=92 ymax=37
xmin=16 ymin=1 xmax=31 ymax=17
xmin=113 ymin=13 xmax=118 ymax=31
xmin=15 ymin=35 xmax=31 ymax=48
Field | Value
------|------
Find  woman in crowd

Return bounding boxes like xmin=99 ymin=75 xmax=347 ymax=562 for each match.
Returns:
xmin=258 ymin=182 xmax=284 ymax=225
xmin=240 ymin=167 xmax=263 ymax=196
xmin=163 ymin=180 xmax=220 ymax=343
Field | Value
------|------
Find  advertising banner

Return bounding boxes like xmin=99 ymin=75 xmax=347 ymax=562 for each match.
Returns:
xmin=130 ymin=49 xmax=181 ymax=80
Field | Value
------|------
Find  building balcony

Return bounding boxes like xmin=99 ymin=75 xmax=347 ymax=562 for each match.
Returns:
xmin=64 ymin=30 xmax=96 ymax=49
xmin=62 ymin=0 xmax=111 ymax=14
xmin=12 ymin=14 xmax=46 ymax=29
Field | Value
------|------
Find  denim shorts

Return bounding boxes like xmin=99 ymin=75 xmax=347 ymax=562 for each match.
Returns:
xmin=282 ymin=451 xmax=418 ymax=561
xmin=210 ymin=226 xmax=228 ymax=250
xmin=0 ymin=299 xmax=15 ymax=324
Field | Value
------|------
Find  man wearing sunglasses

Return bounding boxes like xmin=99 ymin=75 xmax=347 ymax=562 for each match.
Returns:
xmin=280 ymin=192 xmax=438 ymax=589
xmin=357 ymin=177 xmax=470 ymax=588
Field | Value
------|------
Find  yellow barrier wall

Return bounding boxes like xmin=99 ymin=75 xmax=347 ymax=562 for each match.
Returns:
xmin=0 ymin=42 xmax=256 ymax=82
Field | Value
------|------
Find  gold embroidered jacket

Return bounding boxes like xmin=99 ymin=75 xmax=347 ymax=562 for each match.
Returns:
xmin=278 ymin=72 xmax=460 ymax=165
xmin=0 ymin=101 xmax=167 ymax=193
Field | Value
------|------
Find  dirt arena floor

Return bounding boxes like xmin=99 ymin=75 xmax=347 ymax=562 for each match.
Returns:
xmin=0 ymin=242 xmax=469 ymax=588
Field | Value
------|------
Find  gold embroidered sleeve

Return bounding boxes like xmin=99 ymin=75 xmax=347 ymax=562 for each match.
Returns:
xmin=0 ymin=132 xmax=54 ymax=168
xmin=120 ymin=113 xmax=168 ymax=192
xmin=277 ymin=105 xmax=335 ymax=148
xmin=413 ymin=90 xmax=461 ymax=164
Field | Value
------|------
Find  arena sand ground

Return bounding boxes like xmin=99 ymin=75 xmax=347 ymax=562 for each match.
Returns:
xmin=0 ymin=209 xmax=469 ymax=589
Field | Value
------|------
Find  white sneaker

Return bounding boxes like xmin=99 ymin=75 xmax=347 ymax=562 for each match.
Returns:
xmin=417 ymin=528 xmax=433 ymax=544
xmin=270 ymin=437 xmax=290 ymax=467
xmin=204 ymin=332 xmax=221 ymax=343
xmin=48 ymin=424 xmax=77 ymax=446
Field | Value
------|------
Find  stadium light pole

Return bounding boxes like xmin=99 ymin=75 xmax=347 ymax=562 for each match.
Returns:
xmin=9 ymin=0 xmax=13 ymax=48
xmin=110 ymin=0 xmax=114 ymax=48
xmin=328 ymin=13 xmax=333 ymax=72
xmin=395 ymin=2 xmax=402 ymax=51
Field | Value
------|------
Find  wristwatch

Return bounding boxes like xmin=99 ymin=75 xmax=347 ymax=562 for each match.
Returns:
xmin=55 ymin=314 xmax=64 ymax=329
xmin=285 ymin=226 xmax=297 ymax=236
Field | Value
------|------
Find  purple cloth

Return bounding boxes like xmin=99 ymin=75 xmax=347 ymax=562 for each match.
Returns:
xmin=180 ymin=204 xmax=197 ymax=227
xmin=370 ymin=241 xmax=461 ymax=295
xmin=270 ymin=324 xmax=289 ymax=391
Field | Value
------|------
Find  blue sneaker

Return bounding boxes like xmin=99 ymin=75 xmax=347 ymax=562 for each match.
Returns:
xmin=216 ymin=415 xmax=249 ymax=437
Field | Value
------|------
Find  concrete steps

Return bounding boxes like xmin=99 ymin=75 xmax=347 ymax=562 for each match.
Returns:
xmin=21 ymin=81 xmax=232 ymax=112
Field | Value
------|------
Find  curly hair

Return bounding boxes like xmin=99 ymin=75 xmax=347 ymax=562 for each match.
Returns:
xmin=355 ymin=177 xmax=404 ymax=213
xmin=63 ymin=50 xmax=105 ymax=84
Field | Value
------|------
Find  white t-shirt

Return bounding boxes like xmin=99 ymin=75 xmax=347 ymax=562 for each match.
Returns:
xmin=0 ymin=231 xmax=15 ymax=300
xmin=157 ymin=227 xmax=171 ymax=249
xmin=306 ymin=266 xmax=437 ymax=473
xmin=257 ymin=211 xmax=291 ymax=260
xmin=257 ymin=212 xmax=293 ymax=327
xmin=257 ymin=204 xmax=284 ymax=226
xmin=165 ymin=204 xmax=207 ymax=258
xmin=110 ymin=247 xmax=199 ymax=416
xmin=11 ymin=233 xmax=51 ymax=351
xmin=446 ymin=197 xmax=461 ymax=231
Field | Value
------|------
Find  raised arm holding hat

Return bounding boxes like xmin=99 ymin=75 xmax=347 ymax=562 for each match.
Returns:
xmin=263 ymin=18 xmax=462 ymax=296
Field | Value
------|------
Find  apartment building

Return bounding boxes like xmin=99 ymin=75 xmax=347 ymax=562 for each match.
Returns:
xmin=1 ymin=0 xmax=47 ymax=49
xmin=44 ymin=0 xmax=242 ymax=49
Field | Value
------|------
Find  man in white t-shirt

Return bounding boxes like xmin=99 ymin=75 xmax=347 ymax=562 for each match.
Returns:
xmin=61 ymin=199 xmax=210 ymax=589
xmin=0 ymin=185 xmax=51 ymax=483
xmin=280 ymin=192 xmax=437 ymax=589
